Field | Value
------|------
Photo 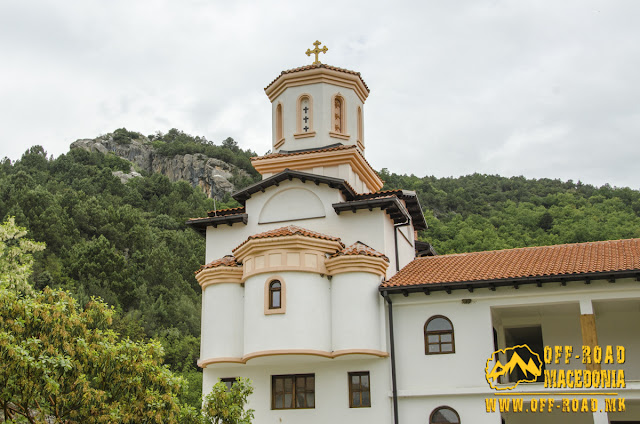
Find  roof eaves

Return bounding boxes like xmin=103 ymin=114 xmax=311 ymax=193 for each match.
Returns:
xmin=380 ymin=269 xmax=640 ymax=295
xmin=333 ymin=196 xmax=412 ymax=226
xmin=264 ymin=63 xmax=370 ymax=92
xmin=186 ymin=214 xmax=248 ymax=234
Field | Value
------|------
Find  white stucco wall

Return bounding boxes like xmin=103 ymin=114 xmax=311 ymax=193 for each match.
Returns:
xmin=399 ymin=396 xmax=502 ymax=424
xmin=244 ymin=271 xmax=331 ymax=354
xmin=393 ymin=292 xmax=496 ymax=392
xmin=594 ymin=300 xmax=640 ymax=381
xmin=389 ymin=279 xmax=640 ymax=422
xmin=331 ymin=272 xmax=385 ymax=352
xmin=200 ymin=283 xmax=244 ymax=359
xmin=203 ymin=358 xmax=391 ymax=424
xmin=205 ymin=179 xmax=408 ymax=275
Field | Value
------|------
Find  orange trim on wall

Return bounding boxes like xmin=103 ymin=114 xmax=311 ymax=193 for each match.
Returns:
xmin=325 ymin=255 xmax=389 ymax=277
xmin=196 ymin=266 xmax=244 ymax=289
xmin=293 ymin=131 xmax=316 ymax=139
xmin=265 ymin=67 xmax=369 ymax=103
xmin=251 ymin=148 xmax=383 ymax=193
xmin=197 ymin=348 xmax=389 ymax=368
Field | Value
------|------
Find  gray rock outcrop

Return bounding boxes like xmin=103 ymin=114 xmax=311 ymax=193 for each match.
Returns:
xmin=70 ymin=135 xmax=250 ymax=199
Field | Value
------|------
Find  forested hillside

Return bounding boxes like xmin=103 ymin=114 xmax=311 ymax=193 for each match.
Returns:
xmin=2 ymin=133 xmax=640 ymax=406
xmin=380 ymin=169 xmax=640 ymax=254
xmin=0 ymin=143 xmax=241 ymax=407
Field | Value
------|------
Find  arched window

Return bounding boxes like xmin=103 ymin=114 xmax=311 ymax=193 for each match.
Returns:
xmin=429 ymin=406 xmax=460 ymax=424
xmin=265 ymin=277 xmax=286 ymax=315
xmin=333 ymin=95 xmax=345 ymax=133
xmin=269 ymin=280 xmax=281 ymax=309
xmin=295 ymin=94 xmax=314 ymax=137
xmin=424 ymin=315 xmax=455 ymax=355
xmin=276 ymin=103 xmax=284 ymax=145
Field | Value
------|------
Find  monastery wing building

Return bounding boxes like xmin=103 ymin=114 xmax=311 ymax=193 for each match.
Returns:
xmin=188 ymin=45 xmax=640 ymax=424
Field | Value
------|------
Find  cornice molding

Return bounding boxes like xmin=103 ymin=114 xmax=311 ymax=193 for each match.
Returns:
xmin=265 ymin=67 xmax=369 ymax=103
xmin=196 ymin=266 xmax=244 ymax=289
xmin=251 ymin=148 xmax=383 ymax=193
xmin=325 ymin=255 xmax=389 ymax=277
xmin=233 ymin=234 xmax=343 ymax=261
xmin=198 ymin=348 xmax=389 ymax=368
xmin=233 ymin=235 xmax=343 ymax=280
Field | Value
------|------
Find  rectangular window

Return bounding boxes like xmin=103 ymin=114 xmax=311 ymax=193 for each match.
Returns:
xmin=220 ymin=377 xmax=237 ymax=390
xmin=272 ymin=374 xmax=315 ymax=409
xmin=349 ymin=371 xmax=371 ymax=408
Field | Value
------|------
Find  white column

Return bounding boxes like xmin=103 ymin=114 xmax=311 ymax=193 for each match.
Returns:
xmin=579 ymin=298 xmax=594 ymax=314
xmin=592 ymin=410 xmax=609 ymax=424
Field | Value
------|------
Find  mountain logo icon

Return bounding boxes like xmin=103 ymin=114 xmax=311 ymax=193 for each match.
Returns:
xmin=485 ymin=344 xmax=543 ymax=390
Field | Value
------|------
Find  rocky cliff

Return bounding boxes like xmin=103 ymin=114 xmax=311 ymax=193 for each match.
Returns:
xmin=70 ymin=135 xmax=252 ymax=199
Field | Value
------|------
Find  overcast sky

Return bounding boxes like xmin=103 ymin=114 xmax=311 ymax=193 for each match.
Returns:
xmin=1 ymin=0 xmax=638 ymax=188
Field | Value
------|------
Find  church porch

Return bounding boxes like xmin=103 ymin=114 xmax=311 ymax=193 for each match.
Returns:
xmin=490 ymin=294 xmax=640 ymax=388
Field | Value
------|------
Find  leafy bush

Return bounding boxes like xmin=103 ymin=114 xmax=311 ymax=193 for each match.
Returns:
xmin=112 ymin=127 xmax=141 ymax=145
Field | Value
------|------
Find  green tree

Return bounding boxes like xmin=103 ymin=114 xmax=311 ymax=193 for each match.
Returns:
xmin=0 ymin=219 xmax=199 ymax=423
xmin=0 ymin=216 xmax=45 ymax=294
xmin=202 ymin=378 xmax=254 ymax=424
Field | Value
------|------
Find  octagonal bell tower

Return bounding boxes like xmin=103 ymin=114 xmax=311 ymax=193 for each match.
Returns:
xmin=264 ymin=41 xmax=370 ymax=155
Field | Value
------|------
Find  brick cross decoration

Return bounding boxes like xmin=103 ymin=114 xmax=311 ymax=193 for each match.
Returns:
xmin=306 ymin=40 xmax=328 ymax=65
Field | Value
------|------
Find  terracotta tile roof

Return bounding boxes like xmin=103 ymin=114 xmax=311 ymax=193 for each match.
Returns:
xmin=264 ymin=63 xmax=370 ymax=92
xmin=195 ymin=255 xmax=240 ymax=274
xmin=331 ymin=242 xmax=389 ymax=262
xmin=233 ymin=225 xmax=344 ymax=252
xmin=383 ymin=238 xmax=640 ymax=288
xmin=206 ymin=207 xmax=246 ymax=217
xmin=251 ymin=144 xmax=356 ymax=161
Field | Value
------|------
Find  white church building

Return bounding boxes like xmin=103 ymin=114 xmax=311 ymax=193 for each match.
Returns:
xmin=187 ymin=45 xmax=640 ymax=424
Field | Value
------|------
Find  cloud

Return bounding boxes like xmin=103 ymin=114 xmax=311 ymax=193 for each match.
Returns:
xmin=1 ymin=0 xmax=639 ymax=189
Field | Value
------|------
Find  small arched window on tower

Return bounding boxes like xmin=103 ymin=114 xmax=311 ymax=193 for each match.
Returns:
xmin=424 ymin=315 xmax=455 ymax=355
xmin=330 ymin=94 xmax=348 ymax=140
xmin=265 ymin=278 xmax=286 ymax=314
xmin=275 ymin=103 xmax=284 ymax=148
xmin=429 ymin=406 xmax=460 ymax=424
xmin=333 ymin=95 xmax=344 ymax=133
xmin=294 ymin=94 xmax=315 ymax=138
xmin=269 ymin=280 xmax=281 ymax=309
xmin=356 ymin=106 xmax=363 ymax=150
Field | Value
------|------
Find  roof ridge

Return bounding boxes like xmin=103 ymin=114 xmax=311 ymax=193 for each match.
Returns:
xmin=384 ymin=238 xmax=640 ymax=289
xmin=331 ymin=240 xmax=389 ymax=261
xmin=418 ymin=238 xmax=640 ymax=259
xmin=233 ymin=224 xmax=343 ymax=252
xmin=195 ymin=254 xmax=241 ymax=274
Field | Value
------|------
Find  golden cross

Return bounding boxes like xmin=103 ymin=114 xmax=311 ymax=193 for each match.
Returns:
xmin=306 ymin=40 xmax=328 ymax=65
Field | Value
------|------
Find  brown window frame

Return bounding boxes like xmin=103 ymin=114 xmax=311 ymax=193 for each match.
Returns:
xmin=220 ymin=377 xmax=237 ymax=390
xmin=348 ymin=371 xmax=371 ymax=408
xmin=268 ymin=280 xmax=281 ymax=309
xmin=271 ymin=374 xmax=315 ymax=410
xmin=429 ymin=406 xmax=460 ymax=423
xmin=424 ymin=315 xmax=455 ymax=355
